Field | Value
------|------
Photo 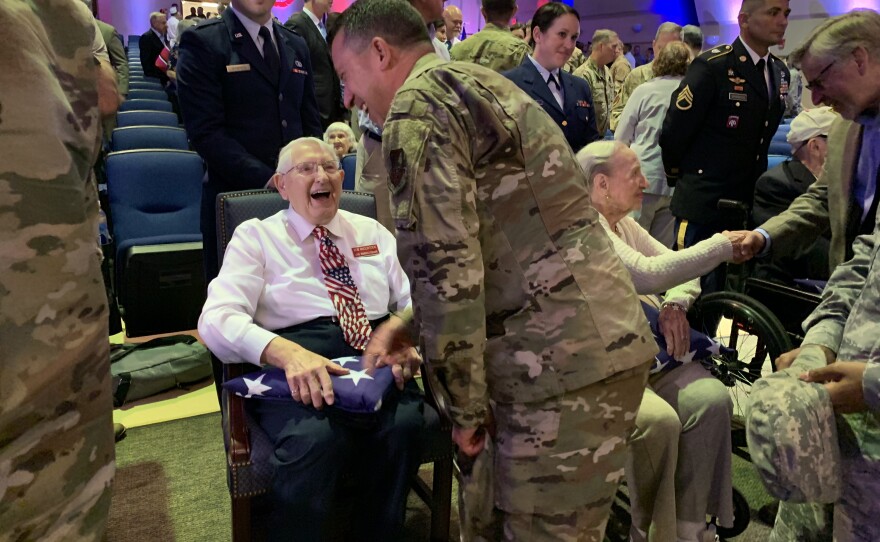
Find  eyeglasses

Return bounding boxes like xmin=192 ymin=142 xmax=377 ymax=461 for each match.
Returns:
xmin=804 ymin=58 xmax=838 ymax=92
xmin=281 ymin=160 xmax=340 ymax=176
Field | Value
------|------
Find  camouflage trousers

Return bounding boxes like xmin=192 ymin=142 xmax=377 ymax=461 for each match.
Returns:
xmin=771 ymin=410 xmax=880 ymax=542
xmin=459 ymin=364 xmax=648 ymax=541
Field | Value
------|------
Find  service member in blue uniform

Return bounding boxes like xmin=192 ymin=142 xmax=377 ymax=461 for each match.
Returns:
xmin=177 ymin=0 xmax=323 ymax=281
xmin=503 ymin=2 xmax=600 ymax=153
xmin=660 ymin=0 xmax=790 ymax=293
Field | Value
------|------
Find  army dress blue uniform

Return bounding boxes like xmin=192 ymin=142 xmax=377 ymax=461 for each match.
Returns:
xmin=660 ymin=37 xmax=788 ymax=291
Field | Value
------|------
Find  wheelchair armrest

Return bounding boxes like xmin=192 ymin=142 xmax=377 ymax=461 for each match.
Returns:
xmin=419 ymin=361 xmax=453 ymax=431
xmin=224 ymin=363 xmax=252 ymax=465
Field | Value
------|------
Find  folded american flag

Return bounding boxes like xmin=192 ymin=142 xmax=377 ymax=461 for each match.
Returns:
xmin=223 ymin=356 xmax=394 ymax=414
xmin=641 ymin=302 xmax=735 ymax=374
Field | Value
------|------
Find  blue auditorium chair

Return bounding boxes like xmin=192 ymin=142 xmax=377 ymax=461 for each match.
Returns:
xmin=767 ymin=154 xmax=788 ymax=170
xmin=126 ymin=89 xmax=168 ymax=101
xmin=116 ymin=110 xmax=178 ymax=128
xmin=214 ymin=189 xmax=453 ymax=542
xmin=128 ymin=81 xmax=165 ymax=92
xmin=111 ymin=126 xmax=189 ymax=151
xmin=340 ymin=153 xmax=357 ymax=190
xmin=768 ymin=137 xmax=792 ymax=156
xmin=106 ymin=149 xmax=205 ymax=336
xmin=119 ymin=99 xmax=173 ymax=112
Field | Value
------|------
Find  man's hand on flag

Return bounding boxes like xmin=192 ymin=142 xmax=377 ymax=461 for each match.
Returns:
xmin=260 ymin=336 xmax=349 ymax=408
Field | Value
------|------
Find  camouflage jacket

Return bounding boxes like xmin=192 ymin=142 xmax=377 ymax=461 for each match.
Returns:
xmin=573 ymin=57 xmax=615 ymax=134
xmin=802 ymin=228 xmax=880 ymax=411
xmin=609 ymin=61 xmax=653 ymax=132
xmin=563 ymin=47 xmax=586 ymax=74
xmin=1 ymin=0 xmax=114 ymax=540
xmin=383 ymin=54 xmax=655 ymax=427
xmin=610 ymin=55 xmax=632 ymax=97
xmin=450 ymin=23 xmax=531 ymax=73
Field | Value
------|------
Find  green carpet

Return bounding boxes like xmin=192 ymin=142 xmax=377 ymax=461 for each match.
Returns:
xmin=107 ymin=413 xmax=778 ymax=541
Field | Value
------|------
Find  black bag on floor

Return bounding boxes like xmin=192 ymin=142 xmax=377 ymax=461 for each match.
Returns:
xmin=110 ymin=335 xmax=212 ymax=407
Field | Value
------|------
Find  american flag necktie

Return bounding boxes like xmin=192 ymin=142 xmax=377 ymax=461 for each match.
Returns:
xmin=313 ymin=226 xmax=372 ymax=350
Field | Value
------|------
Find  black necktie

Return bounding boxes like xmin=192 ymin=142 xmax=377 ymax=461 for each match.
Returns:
xmin=259 ymin=26 xmax=280 ymax=84
xmin=756 ymin=58 xmax=768 ymax=97
xmin=547 ymin=72 xmax=560 ymax=90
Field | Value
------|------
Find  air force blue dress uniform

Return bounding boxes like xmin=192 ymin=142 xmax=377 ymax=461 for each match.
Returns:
xmin=176 ymin=8 xmax=322 ymax=279
xmin=503 ymin=57 xmax=601 ymax=152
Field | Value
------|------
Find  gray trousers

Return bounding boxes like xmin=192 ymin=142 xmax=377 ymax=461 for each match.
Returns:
xmin=626 ymin=361 xmax=734 ymax=541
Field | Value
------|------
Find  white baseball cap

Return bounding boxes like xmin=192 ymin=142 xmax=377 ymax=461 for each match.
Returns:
xmin=787 ymin=106 xmax=838 ymax=145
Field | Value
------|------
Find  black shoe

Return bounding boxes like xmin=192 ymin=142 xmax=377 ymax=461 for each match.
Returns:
xmin=114 ymin=423 xmax=127 ymax=443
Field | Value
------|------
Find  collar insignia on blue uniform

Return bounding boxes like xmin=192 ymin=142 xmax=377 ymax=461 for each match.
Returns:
xmin=234 ymin=32 xmax=243 ymax=38
xmin=676 ymin=85 xmax=693 ymax=111
xmin=739 ymin=55 xmax=747 ymax=62
xmin=295 ymin=60 xmax=303 ymax=68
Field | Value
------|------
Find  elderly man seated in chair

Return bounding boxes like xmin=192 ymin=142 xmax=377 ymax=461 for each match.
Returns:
xmin=198 ymin=137 xmax=425 ymax=541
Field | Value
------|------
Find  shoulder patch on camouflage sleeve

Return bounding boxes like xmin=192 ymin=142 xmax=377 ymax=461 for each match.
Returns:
xmin=676 ymin=85 xmax=694 ymax=110
xmin=388 ymin=148 xmax=408 ymax=193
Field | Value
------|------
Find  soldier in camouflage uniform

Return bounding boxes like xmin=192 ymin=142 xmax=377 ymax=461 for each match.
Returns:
xmin=746 ymin=9 xmax=880 ymax=541
xmin=450 ymin=0 xmax=530 ymax=73
xmin=563 ymin=44 xmax=586 ymax=74
xmin=573 ymin=29 xmax=618 ymax=134
xmin=0 ymin=1 xmax=115 ymax=541
xmin=608 ymin=22 xmax=681 ymax=132
xmin=331 ymin=1 xmax=656 ymax=539
xmin=609 ymin=39 xmax=632 ymax=98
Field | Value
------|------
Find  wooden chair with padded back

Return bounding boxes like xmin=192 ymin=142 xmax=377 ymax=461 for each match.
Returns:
xmin=214 ymin=189 xmax=454 ymax=541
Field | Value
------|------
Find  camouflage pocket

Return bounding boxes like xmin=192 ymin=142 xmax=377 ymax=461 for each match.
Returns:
xmin=383 ymin=119 xmax=432 ymax=230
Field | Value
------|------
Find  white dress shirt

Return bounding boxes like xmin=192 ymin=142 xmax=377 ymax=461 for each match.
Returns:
xmin=528 ymin=55 xmax=564 ymax=109
xmin=199 ymin=207 xmax=412 ymax=365
xmin=167 ymin=16 xmax=179 ymax=47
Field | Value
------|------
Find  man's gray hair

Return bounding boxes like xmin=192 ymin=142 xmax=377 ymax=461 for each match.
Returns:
xmin=329 ymin=0 xmax=430 ymax=52
xmin=655 ymin=21 xmax=682 ymax=41
xmin=789 ymin=9 xmax=880 ymax=68
xmin=681 ymin=24 xmax=703 ymax=50
xmin=277 ymin=137 xmax=339 ymax=174
xmin=575 ymin=140 xmax=626 ymax=190
xmin=150 ymin=12 xmax=165 ymax=24
xmin=592 ymin=29 xmax=618 ymax=46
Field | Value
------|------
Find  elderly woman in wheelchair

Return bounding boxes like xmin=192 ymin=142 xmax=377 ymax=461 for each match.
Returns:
xmin=578 ymin=141 xmax=751 ymax=542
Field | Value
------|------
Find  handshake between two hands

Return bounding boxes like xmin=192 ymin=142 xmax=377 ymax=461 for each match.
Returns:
xmin=721 ymin=230 xmax=767 ymax=264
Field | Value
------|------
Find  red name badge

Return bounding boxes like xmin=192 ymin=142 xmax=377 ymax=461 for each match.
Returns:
xmin=352 ymin=244 xmax=380 ymax=257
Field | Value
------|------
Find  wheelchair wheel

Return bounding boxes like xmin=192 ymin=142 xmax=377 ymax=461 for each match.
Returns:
xmin=689 ymin=292 xmax=793 ymax=421
xmin=716 ymin=488 xmax=751 ymax=539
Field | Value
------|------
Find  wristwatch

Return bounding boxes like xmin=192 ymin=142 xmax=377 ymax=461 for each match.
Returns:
xmin=661 ymin=301 xmax=686 ymax=312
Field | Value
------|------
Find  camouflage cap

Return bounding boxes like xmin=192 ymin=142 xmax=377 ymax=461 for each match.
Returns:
xmin=746 ymin=364 xmax=841 ymax=503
